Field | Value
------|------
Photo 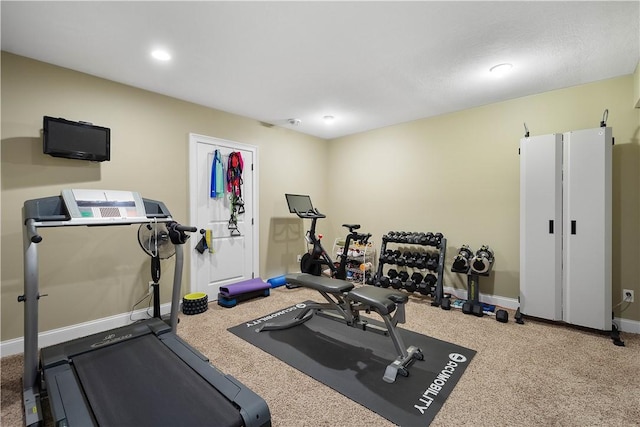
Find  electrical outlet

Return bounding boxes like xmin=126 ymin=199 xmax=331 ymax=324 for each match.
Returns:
xmin=622 ymin=289 xmax=634 ymax=303
xmin=296 ymin=254 xmax=302 ymax=262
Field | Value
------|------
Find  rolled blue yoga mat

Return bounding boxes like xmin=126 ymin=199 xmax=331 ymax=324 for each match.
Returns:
xmin=267 ymin=275 xmax=287 ymax=288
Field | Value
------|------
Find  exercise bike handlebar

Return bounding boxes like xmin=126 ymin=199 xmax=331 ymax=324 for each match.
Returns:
xmin=293 ymin=208 xmax=326 ymax=219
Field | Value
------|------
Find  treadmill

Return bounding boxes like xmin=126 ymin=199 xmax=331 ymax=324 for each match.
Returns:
xmin=20 ymin=190 xmax=271 ymax=427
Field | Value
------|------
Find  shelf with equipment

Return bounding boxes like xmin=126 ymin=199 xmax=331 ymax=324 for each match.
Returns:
xmin=370 ymin=231 xmax=447 ymax=307
xmin=332 ymin=238 xmax=376 ymax=283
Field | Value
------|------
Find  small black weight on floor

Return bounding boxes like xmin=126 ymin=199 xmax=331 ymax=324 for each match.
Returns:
xmin=496 ymin=309 xmax=509 ymax=323
xmin=462 ymin=301 xmax=472 ymax=314
xmin=440 ymin=297 xmax=451 ymax=310
xmin=472 ymin=304 xmax=484 ymax=317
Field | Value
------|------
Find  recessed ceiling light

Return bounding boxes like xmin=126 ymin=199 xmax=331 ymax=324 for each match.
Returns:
xmin=151 ymin=49 xmax=171 ymax=61
xmin=489 ymin=63 xmax=513 ymax=76
xmin=287 ymin=118 xmax=301 ymax=126
xmin=323 ymin=115 xmax=335 ymax=123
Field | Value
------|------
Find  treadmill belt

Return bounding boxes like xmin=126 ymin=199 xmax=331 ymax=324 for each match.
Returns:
xmin=73 ymin=334 xmax=243 ymax=427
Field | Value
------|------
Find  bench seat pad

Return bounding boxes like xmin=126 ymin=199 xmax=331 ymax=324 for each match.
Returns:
xmin=284 ymin=273 xmax=354 ymax=293
xmin=347 ymin=287 xmax=407 ymax=315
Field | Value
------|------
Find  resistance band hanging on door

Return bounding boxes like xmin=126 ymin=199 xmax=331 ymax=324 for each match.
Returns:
xmin=226 ymin=151 xmax=244 ymax=236
xmin=210 ymin=149 xmax=224 ymax=199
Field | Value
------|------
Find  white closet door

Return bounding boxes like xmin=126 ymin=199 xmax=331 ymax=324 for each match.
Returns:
xmin=562 ymin=127 xmax=612 ymax=330
xmin=519 ymin=134 xmax=563 ymax=320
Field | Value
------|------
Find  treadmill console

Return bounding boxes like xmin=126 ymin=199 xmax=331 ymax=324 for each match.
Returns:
xmin=61 ymin=189 xmax=147 ymax=224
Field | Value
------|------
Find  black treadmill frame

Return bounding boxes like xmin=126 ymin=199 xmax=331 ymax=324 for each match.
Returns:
xmin=20 ymin=192 xmax=271 ymax=427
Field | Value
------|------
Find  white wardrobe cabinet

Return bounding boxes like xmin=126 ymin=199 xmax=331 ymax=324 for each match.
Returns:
xmin=520 ymin=127 xmax=612 ymax=330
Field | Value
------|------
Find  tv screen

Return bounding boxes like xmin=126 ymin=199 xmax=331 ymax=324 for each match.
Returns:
xmin=43 ymin=116 xmax=110 ymax=162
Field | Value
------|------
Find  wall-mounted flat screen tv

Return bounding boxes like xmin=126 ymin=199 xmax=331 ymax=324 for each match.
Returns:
xmin=43 ymin=116 xmax=110 ymax=162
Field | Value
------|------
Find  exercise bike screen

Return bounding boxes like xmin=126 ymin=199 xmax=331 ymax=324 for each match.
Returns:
xmin=285 ymin=194 xmax=313 ymax=214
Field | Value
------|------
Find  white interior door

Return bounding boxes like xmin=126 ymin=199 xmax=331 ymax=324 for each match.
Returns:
xmin=189 ymin=133 xmax=258 ymax=300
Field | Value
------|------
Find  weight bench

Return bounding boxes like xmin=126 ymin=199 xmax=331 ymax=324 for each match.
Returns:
xmin=258 ymin=273 xmax=423 ymax=383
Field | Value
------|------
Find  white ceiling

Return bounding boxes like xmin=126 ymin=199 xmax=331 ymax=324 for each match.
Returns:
xmin=2 ymin=1 xmax=639 ymax=139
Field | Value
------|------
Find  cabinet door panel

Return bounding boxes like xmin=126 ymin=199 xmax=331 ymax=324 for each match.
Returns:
xmin=563 ymin=128 xmax=612 ymax=330
xmin=519 ymin=134 xmax=563 ymax=320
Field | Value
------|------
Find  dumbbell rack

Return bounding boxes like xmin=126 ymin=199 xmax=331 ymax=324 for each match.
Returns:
xmin=447 ymin=245 xmax=509 ymax=323
xmin=373 ymin=232 xmax=447 ymax=307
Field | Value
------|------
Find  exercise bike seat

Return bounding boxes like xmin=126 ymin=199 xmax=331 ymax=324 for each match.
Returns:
xmin=342 ymin=224 xmax=361 ymax=231
xmin=284 ymin=273 xmax=354 ymax=294
xmin=347 ymin=287 xmax=407 ymax=315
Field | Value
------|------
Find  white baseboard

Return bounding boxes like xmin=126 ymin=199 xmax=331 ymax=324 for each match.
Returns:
xmin=3 ymin=290 xmax=638 ymax=358
xmin=1 ymin=303 xmax=171 ymax=357
xmin=442 ymin=286 xmax=640 ymax=334
xmin=616 ymin=317 xmax=640 ymax=335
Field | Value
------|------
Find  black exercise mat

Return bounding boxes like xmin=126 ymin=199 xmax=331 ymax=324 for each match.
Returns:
xmin=229 ymin=301 xmax=476 ymax=426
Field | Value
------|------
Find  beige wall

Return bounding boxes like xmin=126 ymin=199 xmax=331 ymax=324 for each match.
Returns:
xmin=326 ymin=75 xmax=640 ymax=323
xmin=1 ymin=52 xmax=326 ymax=341
xmin=2 ymin=52 xmax=639 ymax=344
xmin=634 ymin=62 xmax=640 ymax=108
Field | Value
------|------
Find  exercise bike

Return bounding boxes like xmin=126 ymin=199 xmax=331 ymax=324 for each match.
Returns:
xmin=285 ymin=194 xmax=371 ymax=280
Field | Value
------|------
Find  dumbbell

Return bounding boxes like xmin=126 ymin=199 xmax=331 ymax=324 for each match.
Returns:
xmin=420 ymin=273 xmax=437 ymax=295
xmin=426 ymin=253 xmax=439 ymax=271
xmin=496 ymin=309 xmax=509 ymax=323
xmin=451 ymin=245 xmax=473 ymax=273
xmin=386 ymin=269 xmax=401 ymax=289
xmin=404 ymin=272 xmax=423 ymax=293
xmin=404 ymin=279 xmax=417 ymax=293
xmin=414 ymin=253 xmax=427 ymax=269
xmin=380 ymin=249 xmax=393 ymax=264
xmin=472 ymin=304 xmax=484 ymax=317
xmin=387 ymin=268 xmax=402 ymax=289
xmin=424 ymin=232 xmax=434 ymax=246
xmin=405 ymin=251 xmax=418 ymax=268
xmin=415 ymin=273 xmax=435 ymax=296
xmin=470 ymin=245 xmax=494 ymax=275
xmin=461 ymin=301 xmax=485 ymax=317
xmin=433 ymin=232 xmax=444 ymax=246
xmin=395 ymin=252 xmax=406 ymax=266
xmin=377 ymin=276 xmax=391 ymax=288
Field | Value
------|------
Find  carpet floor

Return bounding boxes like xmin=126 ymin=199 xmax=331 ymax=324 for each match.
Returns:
xmin=2 ymin=285 xmax=640 ymax=426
